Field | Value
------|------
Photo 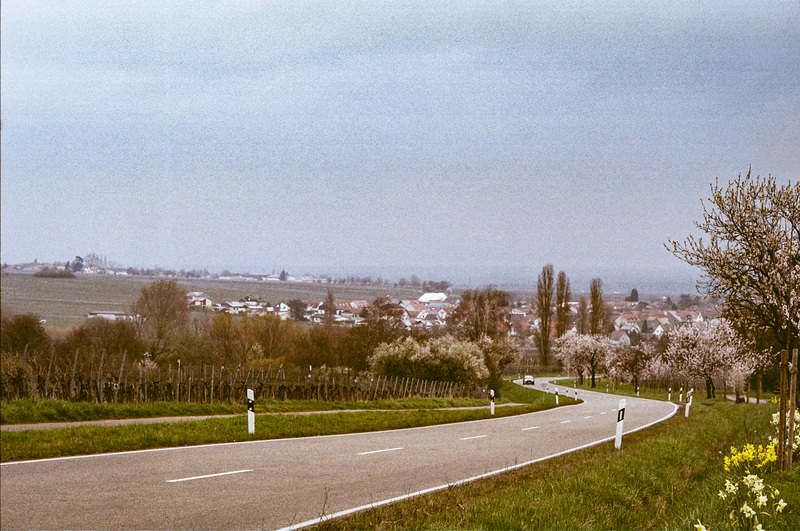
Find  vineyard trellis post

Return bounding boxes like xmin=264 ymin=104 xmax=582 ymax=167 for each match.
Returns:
xmin=777 ymin=349 xmax=788 ymax=470
xmin=786 ymin=348 xmax=798 ymax=471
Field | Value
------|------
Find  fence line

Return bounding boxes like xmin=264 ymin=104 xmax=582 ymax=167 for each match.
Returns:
xmin=0 ymin=362 xmax=472 ymax=404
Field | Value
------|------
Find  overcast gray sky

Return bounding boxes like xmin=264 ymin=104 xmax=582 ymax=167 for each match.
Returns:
xmin=2 ymin=1 xmax=798 ymax=291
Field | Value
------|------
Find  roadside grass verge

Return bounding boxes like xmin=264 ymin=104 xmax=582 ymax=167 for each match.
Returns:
xmin=0 ymin=399 xmax=244 ymax=425
xmin=1 ymin=383 xmax=576 ymax=462
xmin=1 ymin=396 xmax=498 ymax=425
xmin=315 ymin=399 xmax=799 ymax=530
xmin=552 ymin=377 xmax=777 ymax=404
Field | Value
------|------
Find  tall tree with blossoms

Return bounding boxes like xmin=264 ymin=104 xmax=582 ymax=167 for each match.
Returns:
xmin=663 ymin=319 xmax=745 ymax=399
xmin=608 ymin=342 xmax=657 ymax=392
xmin=553 ymin=332 xmax=611 ymax=388
xmin=667 ymin=170 xmax=799 ymax=355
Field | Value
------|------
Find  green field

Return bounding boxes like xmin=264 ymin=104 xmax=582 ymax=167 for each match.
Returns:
xmin=0 ymin=272 xmax=423 ymax=332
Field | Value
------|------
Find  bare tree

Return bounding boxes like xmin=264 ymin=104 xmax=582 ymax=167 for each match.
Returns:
xmin=555 ymin=270 xmax=571 ymax=338
xmin=589 ymin=278 xmax=606 ymax=335
xmin=535 ymin=264 xmax=555 ymax=365
xmin=322 ymin=289 xmax=336 ymax=326
xmin=453 ymin=287 xmax=511 ymax=340
xmin=577 ymin=296 xmax=589 ymax=335
xmin=132 ymin=280 xmax=189 ymax=360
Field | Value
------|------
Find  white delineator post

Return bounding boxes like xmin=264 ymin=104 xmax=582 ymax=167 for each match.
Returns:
xmin=685 ymin=389 xmax=693 ymax=418
xmin=615 ymin=398 xmax=626 ymax=449
xmin=490 ymin=389 xmax=495 ymax=415
xmin=555 ymin=389 xmax=559 ymax=405
xmin=247 ymin=388 xmax=255 ymax=434
xmin=668 ymin=387 xmax=672 ymax=402
xmin=679 ymin=387 xmax=683 ymax=403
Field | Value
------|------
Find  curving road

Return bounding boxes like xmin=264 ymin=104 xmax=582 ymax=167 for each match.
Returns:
xmin=1 ymin=381 xmax=677 ymax=530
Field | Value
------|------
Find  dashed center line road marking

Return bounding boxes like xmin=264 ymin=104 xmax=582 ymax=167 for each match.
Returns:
xmin=167 ymin=469 xmax=252 ymax=483
xmin=460 ymin=435 xmax=488 ymax=441
xmin=584 ymin=416 xmax=593 ymax=419
xmin=358 ymin=447 xmax=403 ymax=456
xmin=600 ymin=411 xmax=608 ymax=415
xmin=521 ymin=426 xmax=540 ymax=431
xmin=559 ymin=420 xmax=571 ymax=424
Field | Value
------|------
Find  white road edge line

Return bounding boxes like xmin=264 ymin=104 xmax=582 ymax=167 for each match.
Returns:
xmin=358 ymin=447 xmax=403 ymax=455
xmin=167 ymin=469 xmax=252 ymax=483
xmin=277 ymin=401 xmax=679 ymax=531
xmin=460 ymin=435 xmax=487 ymax=441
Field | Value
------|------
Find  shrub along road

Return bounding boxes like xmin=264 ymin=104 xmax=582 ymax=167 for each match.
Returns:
xmin=0 ymin=381 xmax=677 ymax=530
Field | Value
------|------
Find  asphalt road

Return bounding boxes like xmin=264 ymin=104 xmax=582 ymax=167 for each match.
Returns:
xmin=1 ymin=380 xmax=677 ymax=530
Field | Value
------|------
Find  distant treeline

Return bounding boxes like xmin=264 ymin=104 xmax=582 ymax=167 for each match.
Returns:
xmin=33 ymin=268 xmax=75 ymax=279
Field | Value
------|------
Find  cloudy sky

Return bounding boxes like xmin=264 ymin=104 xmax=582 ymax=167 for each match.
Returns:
xmin=2 ymin=1 xmax=798 ymax=291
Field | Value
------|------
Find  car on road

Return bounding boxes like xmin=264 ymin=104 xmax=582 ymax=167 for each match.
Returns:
xmin=523 ymin=375 xmax=534 ymax=385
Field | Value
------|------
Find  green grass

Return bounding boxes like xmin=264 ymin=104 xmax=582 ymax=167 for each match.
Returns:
xmin=314 ymin=399 xmax=799 ymax=530
xmin=554 ymin=377 xmax=779 ymax=404
xmin=1 ymin=382 xmax=577 ymax=462
xmin=0 ymin=396 xmax=501 ymax=425
xmin=0 ymin=399 xmax=246 ymax=424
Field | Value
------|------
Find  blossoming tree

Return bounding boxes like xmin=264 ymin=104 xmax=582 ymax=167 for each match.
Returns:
xmin=662 ymin=319 xmax=745 ymax=399
xmin=667 ymin=170 xmax=799 ymax=356
xmin=553 ymin=332 xmax=612 ymax=388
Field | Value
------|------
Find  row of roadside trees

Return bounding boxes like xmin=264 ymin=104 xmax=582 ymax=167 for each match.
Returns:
xmin=553 ymin=318 xmax=767 ymax=400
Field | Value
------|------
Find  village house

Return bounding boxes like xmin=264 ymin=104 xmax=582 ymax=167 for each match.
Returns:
xmin=86 ymin=310 xmax=136 ymax=321
xmin=610 ymin=329 xmax=631 ymax=348
xmin=186 ymin=292 xmax=213 ymax=310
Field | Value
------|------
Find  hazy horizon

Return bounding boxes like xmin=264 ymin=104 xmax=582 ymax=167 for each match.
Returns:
xmin=3 ymin=2 xmax=798 ymax=295
xmin=4 ymin=255 xmax=700 ymax=296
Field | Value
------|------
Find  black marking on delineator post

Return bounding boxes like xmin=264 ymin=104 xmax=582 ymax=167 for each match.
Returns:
xmin=615 ymin=398 xmax=626 ymax=449
xmin=247 ymin=388 xmax=255 ymax=434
